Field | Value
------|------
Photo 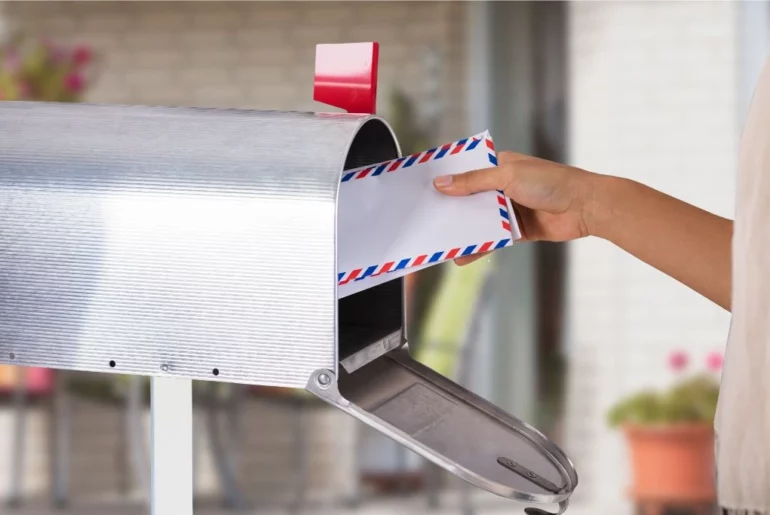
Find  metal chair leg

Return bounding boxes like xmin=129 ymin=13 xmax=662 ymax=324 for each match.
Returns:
xmin=424 ymin=460 xmax=440 ymax=509
xmin=206 ymin=383 xmax=246 ymax=510
xmin=345 ymin=421 xmax=363 ymax=509
xmin=459 ymin=478 xmax=475 ymax=515
xmin=395 ymin=445 xmax=409 ymax=494
xmin=6 ymin=370 xmax=27 ymax=508
xmin=52 ymin=372 xmax=70 ymax=509
xmin=292 ymin=399 xmax=309 ymax=514
xmin=126 ymin=376 xmax=150 ymax=505
xmin=225 ymin=384 xmax=244 ymax=509
xmin=192 ymin=401 xmax=200 ymax=505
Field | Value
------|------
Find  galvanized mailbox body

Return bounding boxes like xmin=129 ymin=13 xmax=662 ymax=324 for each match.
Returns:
xmin=0 ymin=103 xmax=400 ymax=387
xmin=0 ymin=100 xmax=576 ymax=513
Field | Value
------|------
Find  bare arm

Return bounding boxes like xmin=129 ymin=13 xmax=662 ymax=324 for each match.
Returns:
xmin=434 ymin=151 xmax=733 ymax=311
xmin=589 ymin=176 xmax=732 ymax=311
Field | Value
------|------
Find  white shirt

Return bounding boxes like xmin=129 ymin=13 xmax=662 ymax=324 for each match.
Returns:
xmin=715 ymin=57 xmax=770 ymax=513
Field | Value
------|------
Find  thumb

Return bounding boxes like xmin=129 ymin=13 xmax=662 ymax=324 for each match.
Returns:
xmin=433 ymin=166 xmax=509 ymax=196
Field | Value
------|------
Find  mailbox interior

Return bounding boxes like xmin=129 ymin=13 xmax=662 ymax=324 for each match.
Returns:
xmin=337 ymin=119 xmax=405 ymax=369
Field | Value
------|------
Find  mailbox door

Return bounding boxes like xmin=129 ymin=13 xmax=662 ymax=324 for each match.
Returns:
xmin=308 ymin=346 xmax=577 ymax=512
xmin=326 ymin=108 xmax=575 ymax=513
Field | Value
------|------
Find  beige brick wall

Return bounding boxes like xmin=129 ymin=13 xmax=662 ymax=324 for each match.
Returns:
xmin=4 ymin=1 xmax=469 ymax=142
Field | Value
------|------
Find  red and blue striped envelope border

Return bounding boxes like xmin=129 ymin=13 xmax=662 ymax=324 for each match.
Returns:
xmin=338 ymin=131 xmax=515 ymax=286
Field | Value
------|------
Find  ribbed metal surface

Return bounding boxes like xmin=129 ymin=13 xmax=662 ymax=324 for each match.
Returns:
xmin=0 ymin=102 xmax=393 ymax=387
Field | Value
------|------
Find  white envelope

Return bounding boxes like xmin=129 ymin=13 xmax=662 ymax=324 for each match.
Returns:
xmin=337 ymin=130 xmax=521 ymax=298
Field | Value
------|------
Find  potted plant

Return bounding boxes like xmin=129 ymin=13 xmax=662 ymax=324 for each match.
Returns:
xmin=0 ymin=36 xmax=98 ymax=102
xmin=607 ymin=350 xmax=722 ymax=503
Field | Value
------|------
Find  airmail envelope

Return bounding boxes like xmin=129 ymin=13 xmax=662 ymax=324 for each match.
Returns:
xmin=337 ymin=130 xmax=522 ymax=298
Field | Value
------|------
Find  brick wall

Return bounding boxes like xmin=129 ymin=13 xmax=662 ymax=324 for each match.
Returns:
xmin=4 ymin=1 xmax=469 ymax=142
xmin=565 ymin=1 xmax=737 ymax=508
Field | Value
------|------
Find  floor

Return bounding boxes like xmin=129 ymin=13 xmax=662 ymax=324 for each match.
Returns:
xmin=5 ymin=493 xmax=620 ymax=515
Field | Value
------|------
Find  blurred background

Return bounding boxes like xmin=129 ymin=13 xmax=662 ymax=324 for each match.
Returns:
xmin=0 ymin=1 xmax=756 ymax=514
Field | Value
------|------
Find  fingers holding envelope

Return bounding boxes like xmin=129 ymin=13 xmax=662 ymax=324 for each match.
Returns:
xmin=433 ymin=151 xmax=597 ymax=265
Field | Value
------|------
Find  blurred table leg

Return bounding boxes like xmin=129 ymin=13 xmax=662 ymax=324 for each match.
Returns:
xmin=347 ymin=421 xmax=362 ymax=509
xmin=292 ymin=398 xmax=308 ymax=514
xmin=7 ymin=370 xmax=26 ymax=508
xmin=395 ymin=445 xmax=408 ymax=493
xmin=206 ymin=383 xmax=245 ymax=510
xmin=52 ymin=371 xmax=70 ymax=509
xmin=424 ymin=461 xmax=440 ymax=509
xmin=127 ymin=376 xmax=150 ymax=502
xmin=459 ymin=479 xmax=474 ymax=515
xmin=225 ymin=385 xmax=244 ymax=509
xmin=151 ymin=377 xmax=193 ymax=515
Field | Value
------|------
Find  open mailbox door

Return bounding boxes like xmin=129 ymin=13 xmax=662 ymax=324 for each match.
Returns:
xmin=313 ymin=254 xmax=576 ymax=515
xmin=310 ymin=347 xmax=576 ymax=513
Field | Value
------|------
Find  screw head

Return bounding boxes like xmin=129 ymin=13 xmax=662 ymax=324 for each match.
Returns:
xmin=160 ymin=364 xmax=169 ymax=372
xmin=8 ymin=352 xmax=15 ymax=360
xmin=317 ymin=372 xmax=332 ymax=389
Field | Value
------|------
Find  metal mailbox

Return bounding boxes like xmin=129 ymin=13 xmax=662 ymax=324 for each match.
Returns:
xmin=0 ymin=43 xmax=577 ymax=514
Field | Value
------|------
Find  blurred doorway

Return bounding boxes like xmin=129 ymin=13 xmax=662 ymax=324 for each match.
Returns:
xmin=532 ymin=1 xmax=569 ymax=439
xmin=476 ymin=0 xmax=569 ymax=438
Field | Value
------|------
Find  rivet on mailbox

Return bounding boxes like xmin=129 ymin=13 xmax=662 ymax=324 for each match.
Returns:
xmin=0 ymin=42 xmax=577 ymax=514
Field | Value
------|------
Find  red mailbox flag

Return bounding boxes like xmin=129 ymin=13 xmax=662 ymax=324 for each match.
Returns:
xmin=314 ymin=42 xmax=379 ymax=115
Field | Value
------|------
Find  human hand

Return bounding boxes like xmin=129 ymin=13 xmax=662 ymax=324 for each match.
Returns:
xmin=433 ymin=151 xmax=600 ymax=265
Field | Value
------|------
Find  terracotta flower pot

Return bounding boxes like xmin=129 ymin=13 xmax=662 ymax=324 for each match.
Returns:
xmin=623 ymin=423 xmax=715 ymax=502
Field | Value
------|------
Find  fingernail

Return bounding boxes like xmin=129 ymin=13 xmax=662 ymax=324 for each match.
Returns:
xmin=434 ymin=175 xmax=453 ymax=188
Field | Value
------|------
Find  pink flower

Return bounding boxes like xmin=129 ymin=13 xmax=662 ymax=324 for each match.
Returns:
xmin=72 ymin=46 xmax=92 ymax=67
xmin=706 ymin=352 xmax=723 ymax=372
xmin=64 ymin=73 xmax=85 ymax=93
xmin=668 ymin=350 xmax=689 ymax=372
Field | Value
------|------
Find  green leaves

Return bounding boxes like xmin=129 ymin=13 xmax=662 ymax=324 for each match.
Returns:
xmin=0 ymin=36 xmax=98 ymax=102
xmin=607 ymin=374 xmax=720 ymax=428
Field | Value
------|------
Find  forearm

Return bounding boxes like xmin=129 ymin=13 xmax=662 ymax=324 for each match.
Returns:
xmin=587 ymin=175 xmax=733 ymax=311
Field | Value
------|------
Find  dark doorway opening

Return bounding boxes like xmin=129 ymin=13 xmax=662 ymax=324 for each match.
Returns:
xmin=531 ymin=1 xmax=569 ymax=438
